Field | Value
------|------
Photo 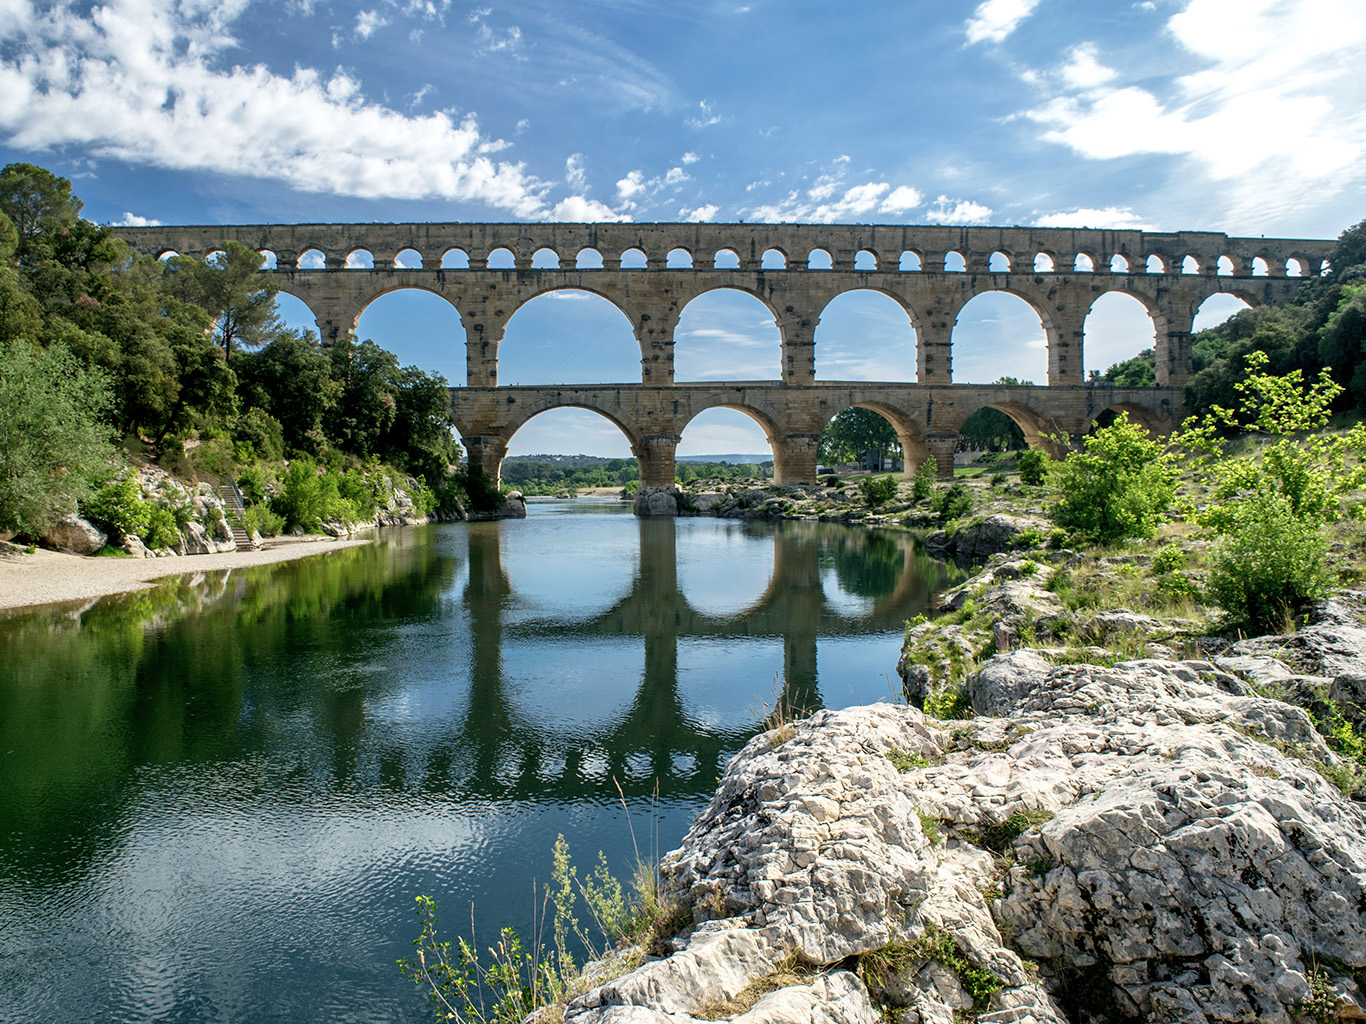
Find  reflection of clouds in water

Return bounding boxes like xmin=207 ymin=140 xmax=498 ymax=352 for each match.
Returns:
xmin=674 ymin=522 xmax=772 ymax=617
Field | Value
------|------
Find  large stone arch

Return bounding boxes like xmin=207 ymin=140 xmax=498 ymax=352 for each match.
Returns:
xmin=948 ymin=398 xmax=1066 ymax=457
xmin=812 ymin=288 xmax=922 ymax=383
xmin=499 ymin=285 xmax=643 ymax=385
xmin=949 ymin=287 xmax=1056 ymax=385
xmin=1082 ymin=288 xmax=1167 ymax=379
xmin=462 ymin=401 xmax=646 ymax=486
xmin=673 ymin=287 xmax=786 ymax=383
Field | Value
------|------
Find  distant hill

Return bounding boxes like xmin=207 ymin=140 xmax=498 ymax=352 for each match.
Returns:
xmin=505 ymin=453 xmax=772 ymax=466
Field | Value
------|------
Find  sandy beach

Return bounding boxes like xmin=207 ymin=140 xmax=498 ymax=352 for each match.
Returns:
xmin=0 ymin=535 xmax=374 ymax=613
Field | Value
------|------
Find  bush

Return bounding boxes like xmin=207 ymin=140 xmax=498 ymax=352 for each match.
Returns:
xmin=1207 ymin=492 xmax=1333 ymax=632
xmin=990 ymin=472 xmax=1007 ymax=488
xmin=1050 ymin=414 xmax=1175 ymax=544
xmin=912 ymin=458 xmax=935 ymax=501
xmin=82 ymin=477 xmax=150 ymax=540
xmin=142 ymin=504 xmax=181 ymax=549
xmin=931 ymin=482 xmax=973 ymax=525
xmin=1018 ymin=448 xmax=1048 ymax=486
xmin=189 ymin=437 xmax=237 ymax=479
xmin=233 ymin=408 xmax=285 ymax=463
xmin=270 ymin=458 xmax=325 ymax=531
xmin=243 ymin=503 xmax=284 ymax=537
xmin=859 ymin=474 xmax=899 ymax=506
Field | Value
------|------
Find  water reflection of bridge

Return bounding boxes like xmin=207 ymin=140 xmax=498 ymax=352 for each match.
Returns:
xmin=449 ymin=518 xmax=946 ymax=801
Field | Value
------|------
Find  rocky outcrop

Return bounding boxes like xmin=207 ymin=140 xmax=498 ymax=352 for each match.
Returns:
xmin=557 ymin=650 xmax=1366 ymax=1024
xmin=41 ymin=514 xmax=106 ymax=555
xmin=925 ymin=513 xmax=1048 ymax=561
xmin=634 ymin=487 xmax=680 ymax=517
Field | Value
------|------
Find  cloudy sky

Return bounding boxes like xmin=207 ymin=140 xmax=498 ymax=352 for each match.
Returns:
xmin=2 ymin=0 xmax=1362 ymax=456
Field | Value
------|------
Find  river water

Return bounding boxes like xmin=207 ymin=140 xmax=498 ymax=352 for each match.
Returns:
xmin=0 ymin=499 xmax=960 ymax=1024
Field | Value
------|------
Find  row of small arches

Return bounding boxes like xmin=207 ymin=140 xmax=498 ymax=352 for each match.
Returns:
xmin=166 ymin=247 xmax=1329 ymax=278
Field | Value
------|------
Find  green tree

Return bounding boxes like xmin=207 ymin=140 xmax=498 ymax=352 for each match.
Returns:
xmin=234 ymin=329 xmax=338 ymax=453
xmin=0 ymin=162 xmax=82 ymax=256
xmin=820 ymin=406 xmax=900 ymax=466
xmin=0 ymin=341 xmax=114 ymax=534
xmin=1050 ymin=413 xmax=1176 ymax=544
xmin=166 ymin=242 xmax=280 ymax=357
xmin=1094 ymin=349 xmax=1156 ymax=387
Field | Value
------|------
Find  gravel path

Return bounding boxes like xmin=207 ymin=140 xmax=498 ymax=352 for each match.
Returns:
xmin=0 ymin=536 xmax=374 ymax=612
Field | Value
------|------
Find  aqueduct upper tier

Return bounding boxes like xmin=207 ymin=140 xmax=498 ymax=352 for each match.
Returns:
xmin=115 ymin=222 xmax=1332 ymax=390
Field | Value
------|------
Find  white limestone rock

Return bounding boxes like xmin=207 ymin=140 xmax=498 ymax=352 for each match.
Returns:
xmin=41 ymin=514 xmax=106 ymax=555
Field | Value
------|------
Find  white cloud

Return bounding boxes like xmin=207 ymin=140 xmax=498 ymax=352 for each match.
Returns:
xmin=1033 ymin=206 xmax=1151 ymax=229
xmin=879 ymin=186 xmax=922 ymax=213
xmin=746 ymin=181 xmax=925 ymax=224
xmin=686 ymin=99 xmax=722 ymax=128
xmin=550 ymin=195 xmax=628 ymax=222
xmin=114 ymin=211 xmax=161 ymax=226
xmin=354 ymin=9 xmax=387 ymax=40
xmin=616 ymin=170 xmax=646 ymax=201
xmin=565 ymin=153 xmax=587 ymax=188
xmin=613 ymin=167 xmax=689 ymax=209
xmin=0 ymin=0 xmax=593 ymax=214
xmin=965 ymin=0 xmax=1041 ymax=44
xmin=681 ymin=151 xmax=699 ymax=164
xmin=925 ymin=196 xmax=993 ymax=224
xmin=1023 ymin=0 xmax=1366 ymax=223
xmin=680 ymin=204 xmax=719 ymax=222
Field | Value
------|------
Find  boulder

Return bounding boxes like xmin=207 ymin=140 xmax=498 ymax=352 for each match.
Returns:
xmin=182 ymin=521 xmax=217 ymax=555
xmin=41 ymin=514 xmax=106 ymax=555
xmin=925 ymin=514 xmax=1047 ymax=560
xmin=634 ymin=487 xmax=679 ymax=517
xmin=966 ymin=649 xmax=1054 ymax=716
xmin=119 ymin=534 xmax=149 ymax=558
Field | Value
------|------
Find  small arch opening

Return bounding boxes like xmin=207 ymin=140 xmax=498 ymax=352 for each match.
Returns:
xmin=1146 ymin=254 xmax=1166 ymax=274
xmin=899 ymin=251 xmax=922 ymax=272
xmin=808 ymin=248 xmax=833 ymax=270
xmin=1034 ymin=253 xmax=1055 ymax=273
xmin=620 ymin=247 xmax=647 ymax=269
xmin=488 ymin=248 xmax=516 ymax=270
xmin=576 ymin=248 xmax=604 ymax=269
xmin=1217 ymin=256 xmax=1234 ymax=276
xmin=1074 ymin=253 xmax=1095 ymax=273
xmin=532 ymin=248 xmax=561 ymax=269
xmin=258 ymin=250 xmax=278 ymax=270
xmin=394 ymin=248 xmax=423 ymax=269
xmin=944 ymin=251 xmax=966 ymax=273
xmin=1252 ymin=256 xmax=1269 ymax=277
xmin=442 ymin=248 xmax=470 ymax=269
xmin=761 ymin=248 xmax=786 ymax=270
xmin=666 ymin=248 xmax=693 ymax=269
xmin=1182 ymin=255 xmax=1201 ymax=275
xmin=854 ymin=250 xmax=877 ymax=271
xmin=345 ymin=249 xmax=375 ymax=269
xmin=713 ymin=248 xmax=740 ymax=270
xmin=299 ymin=249 xmax=326 ymax=269
xmin=204 ymin=249 xmax=227 ymax=267
xmin=1109 ymin=254 xmax=1129 ymax=273
xmin=1285 ymin=258 xmax=1304 ymax=277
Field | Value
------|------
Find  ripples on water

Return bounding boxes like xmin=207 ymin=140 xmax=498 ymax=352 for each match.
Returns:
xmin=0 ymin=500 xmax=960 ymax=1024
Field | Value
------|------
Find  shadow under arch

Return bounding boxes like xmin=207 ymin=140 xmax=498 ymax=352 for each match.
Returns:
xmin=952 ymin=398 xmax=1066 ymax=456
xmin=673 ymin=286 xmax=784 ymax=382
xmin=1089 ymin=402 xmax=1165 ymax=435
xmin=499 ymin=287 xmax=642 ymax=386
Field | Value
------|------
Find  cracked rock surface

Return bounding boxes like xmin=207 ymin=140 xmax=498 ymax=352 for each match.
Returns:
xmin=559 ymin=648 xmax=1366 ymax=1024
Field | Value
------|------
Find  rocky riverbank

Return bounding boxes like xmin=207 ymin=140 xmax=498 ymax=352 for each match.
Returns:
xmin=533 ymin=548 xmax=1366 ymax=1024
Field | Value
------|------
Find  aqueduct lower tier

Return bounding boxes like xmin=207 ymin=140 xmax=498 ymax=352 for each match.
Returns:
xmin=450 ymin=382 xmax=1183 ymax=486
xmin=112 ymin=222 xmax=1330 ymax=484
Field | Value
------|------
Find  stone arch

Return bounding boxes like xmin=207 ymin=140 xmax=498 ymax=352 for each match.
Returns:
xmin=1109 ymin=254 xmax=1130 ymax=273
xmin=1083 ymin=291 xmax=1161 ymax=380
xmin=1217 ymin=255 xmax=1235 ymax=276
xmin=1034 ymin=252 xmax=1056 ymax=273
xmin=674 ymin=287 xmax=785 ymax=382
xmin=1090 ymin=402 xmax=1164 ymax=435
xmin=1074 ymin=252 xmax=1095 ymax=273
xmin=620 ymin=247 xmax=647 ymax=269
xmin=468 ymin=404 xmax=643 ymax=485
xmin=813 ymin=289 xmax=919 ymax=383
xmin=488 ymin=247 xmax=516 ymax=269
xmin=808 ymin=248 xmax=834 ymax=270
xmin=1252 ymin=256 xmax=1270 ymax=277
xmin=354 ymin=285 xmax=469 ymax=383
xmin=761 ymin=248 xmax=787 ymax=270
xmin=944 ymin=251 xmax=966 ymax=272
xmin=345 ymin=248 xmax=375 ymax=269
xmin=501 ymin=288 xmax=641 ymax=385
xmin=1285 ymin=257 xmax=1305 ymax=277
xmin=989 ymin=251 xmax=1011 ymax=272
xmin=532 ymin=247 xmax=561 ymax=269
xmin=898 ymin=251 xmax=922 ymax=271
xmin=576 ymin=247 xmax=604 ymax=269
xmin=713 ymin=248 xmax=741 ymax=270
xmin=442 ymin=248 xmax=470 ymax=269
xmin=950 ymin=289 xmax=1052 ymax=384
xmin=271 ymin=287 xmax=324 ymax=340
xmin=1181 ymin=255 xmax=1201 ymax=275
xmin=825 ymin=400 xmax=927 ymax=477
xmin=679 ymin=400 xmax=782 ymax=476
xmin=395 ymin=247 xmax=423 ymax=269
xmin=258 ymin=249 xmax=278 ymax=270
xmin=952 ymin=399 xmax=1060 ymax=455
xmin=855 ymin=249 xmax=877 ymax=271
xmin=1192 ymin=292 xmax=1256 ymax=332
xmin=1146 ymin=254 xmax=1168 ymax=274
xmin=666 ymin=248 xmax=693 ymax=269
xmin=299 ymin=248 xmax=326 ymax=269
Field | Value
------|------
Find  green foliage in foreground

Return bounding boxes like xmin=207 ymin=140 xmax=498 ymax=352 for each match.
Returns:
xmin=400 ymin=836 xmax=686 ymax=1023
xmin=1050 ymin=413 xmax=1176 ymax=544
xmin=0 ymin=340 xmax=114 ymax=534
xmin=859 ymin=474 xmax=898 ymax=506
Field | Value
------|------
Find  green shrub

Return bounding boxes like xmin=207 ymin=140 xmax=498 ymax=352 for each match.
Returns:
xmin=822 ymin=474 xmax=840 ymax=487
xmin=1207 ymin=491 xmax=1333 ymax=632
xmin=82 ymin=477 xmax=150 ymax=540
xmin=1018 ymin=447 xmax=1048 ymax=486
xmin=270 ymin=458 xmax=325 ymax=531
xmin=189 ymin=437 xmax=236 ymax=479
xmin=990 ymin=472 xmax=1007 ymax=488
xmin=1050 ymin=414 xmax=1175 ymax=543
xmin=859 ymin=474 xmax=899 ymax=506
xmin=912 ymin=458 xmax=936 ymax=500
xmin=338 ymin=468 xmax=377 ymax=520
xmin=236 ymin=465 xmax=270 ymax=505
xmin=142 ymin=505 xmax=181 ymax=549
xmin=243 ymin=503 xmax=285 ymax=537
xmin=233 ymin=408 xmax=285 ymax=463
xmin=931 ymin=482 xmax=973 ymax=525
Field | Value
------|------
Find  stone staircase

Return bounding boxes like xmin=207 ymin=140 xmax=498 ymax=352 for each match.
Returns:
xmin=216 ymin=481 xmax=255 ymax=549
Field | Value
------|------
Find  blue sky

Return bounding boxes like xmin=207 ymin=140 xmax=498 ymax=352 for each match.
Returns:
xmin=2 ymin=0 xmax=1363 ymax=456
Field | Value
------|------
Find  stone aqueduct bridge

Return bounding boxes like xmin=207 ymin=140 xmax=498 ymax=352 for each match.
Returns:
xmin=115 ymin=222 xmax=1332 ymax=485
